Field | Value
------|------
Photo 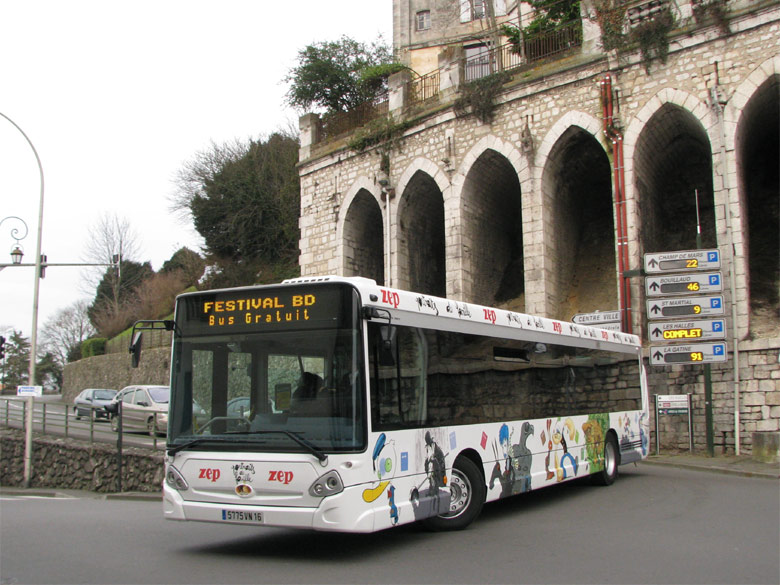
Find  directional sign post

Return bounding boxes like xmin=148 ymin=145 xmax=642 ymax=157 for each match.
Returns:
xmin=648 ymin=318 xmax=726 ymax=342
xmin=572 ymin=310 xmax=620 ymax=326
xmin=645 ymin=272 xmax=723 ymax=297
xmin=649 ymin=342 xmax=728 ymax=365
xmin=644 ymin=249 xmax=721 ymax=273
xmin=647 ymin=295 xmax=725 ymax=319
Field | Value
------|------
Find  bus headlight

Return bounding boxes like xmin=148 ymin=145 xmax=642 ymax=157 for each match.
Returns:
xmin=309 ymin=470 xmax=343 ymax=497
xmin=166 ymin=464 xmax=189 ymax=491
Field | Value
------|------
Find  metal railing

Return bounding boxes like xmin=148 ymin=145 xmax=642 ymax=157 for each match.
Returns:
xmin=408 ymin=69 xmax=441 ymax=106
xmin=320 ymin=92 xmax=390 ymax=141
xmin=0 ymin=398 xmax=165 ymax=451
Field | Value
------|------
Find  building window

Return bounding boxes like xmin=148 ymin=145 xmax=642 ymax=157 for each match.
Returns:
xmin=416 ymin=10 xmax=431 ymax=30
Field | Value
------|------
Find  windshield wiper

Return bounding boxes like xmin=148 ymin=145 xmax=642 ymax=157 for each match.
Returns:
xmin=167 ymin=437 xmax=226 ymax=455
xmin=248 ymin=430 xmax=328 ymax=463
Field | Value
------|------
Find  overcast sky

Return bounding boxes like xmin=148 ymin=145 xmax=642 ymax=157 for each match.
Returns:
xmin=1 ymin=1 xmax=392 ymax=341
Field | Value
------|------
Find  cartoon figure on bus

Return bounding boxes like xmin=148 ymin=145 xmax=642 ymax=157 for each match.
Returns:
xmin=545 ymin=418 xmax=579 ymax=482
xmin=411 ymin=430 xmax=450 ymax=520
xmin=490 ymin=422 xmax=534 ymax=497
xmin=582 ymin=415 xmax=607 ymax=471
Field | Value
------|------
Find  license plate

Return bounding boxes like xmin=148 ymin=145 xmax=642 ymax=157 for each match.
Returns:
xmin=221 ymin=510 xmax=263 ymax=523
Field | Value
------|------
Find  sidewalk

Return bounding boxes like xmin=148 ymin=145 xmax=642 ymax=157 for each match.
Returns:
xmin=641 ymin=452 xmax=780 ymax=479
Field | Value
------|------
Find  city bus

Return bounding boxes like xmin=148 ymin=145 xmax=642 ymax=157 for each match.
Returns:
xmin=159 ymin=275 xmax=649 ymax=532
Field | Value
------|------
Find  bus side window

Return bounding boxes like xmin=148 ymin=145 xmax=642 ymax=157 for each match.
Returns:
xmin=369 ymin=323 xmax=428 ymax=430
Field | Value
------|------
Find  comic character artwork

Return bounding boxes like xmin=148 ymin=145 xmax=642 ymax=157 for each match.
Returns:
xmin=544 ymin=418 xmax=579 ymax=482
xmin=582 ymin=414 xmax=608 ymax=473
xmin=489 ymin=422 xmax=534 ymax=497
xmin=363 ymin=433 xmax=399 ymax=525
xmin=618 ymin=412 xmax=648 ymax=455
xmin=411 ymin=430 xmax=450 ymax=520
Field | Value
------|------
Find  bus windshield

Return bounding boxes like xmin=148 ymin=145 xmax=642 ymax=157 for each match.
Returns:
xmin=167 ymin=283 xmax=366 ymax=454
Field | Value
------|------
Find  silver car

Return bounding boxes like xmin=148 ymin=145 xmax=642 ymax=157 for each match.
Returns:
xmin=110 ymin=385 xmax=169 ymax=436
xmin=73 ymin=388 xmax=117 ymax=421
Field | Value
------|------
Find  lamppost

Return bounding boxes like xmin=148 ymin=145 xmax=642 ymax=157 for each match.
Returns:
xmin=1 ymin=112 xmax=44 ymax=487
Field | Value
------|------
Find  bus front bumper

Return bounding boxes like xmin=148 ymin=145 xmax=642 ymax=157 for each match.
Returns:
xmin=163 ymin=484 xmax=376 ymax=533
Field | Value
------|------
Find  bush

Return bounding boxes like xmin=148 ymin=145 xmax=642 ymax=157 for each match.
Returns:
xmin=81 ymin=338 xmax=107 ymax=358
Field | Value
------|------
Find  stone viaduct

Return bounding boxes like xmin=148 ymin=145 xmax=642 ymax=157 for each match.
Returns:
xmin=296 ymin=0 xmax=779 ymax=453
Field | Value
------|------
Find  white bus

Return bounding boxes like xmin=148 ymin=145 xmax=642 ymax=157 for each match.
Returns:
xmin=160 ymin=276 xmax=649 ymax=532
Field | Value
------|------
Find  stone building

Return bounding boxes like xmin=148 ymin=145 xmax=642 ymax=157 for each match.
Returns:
xmin=296 ymin=0 xmax=779 ymax=453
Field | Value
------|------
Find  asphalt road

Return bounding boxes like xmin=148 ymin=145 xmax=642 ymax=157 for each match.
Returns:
xmin=1 ymin=464 xmax=778 ymax=585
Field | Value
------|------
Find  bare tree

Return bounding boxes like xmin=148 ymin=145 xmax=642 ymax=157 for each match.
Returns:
xmin=81 ymin=212 xmax=148 ymax=332
xmin=39 ymin=300 xmax=96 ymax=365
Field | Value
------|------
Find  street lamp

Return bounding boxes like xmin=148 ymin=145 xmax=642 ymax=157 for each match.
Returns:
xmin=1 ymin=113 xmax=44 ymax=489
xmin=10 ymin=245 xmax=24 ymax=265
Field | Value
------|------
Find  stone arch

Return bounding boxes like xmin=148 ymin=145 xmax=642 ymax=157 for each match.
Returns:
xmin=733 ymin=59 xmax=780 ymax=336
xmin=457 ymin=137 xmax=525 ymax=308
xmin=395 ymin=158 xmax=449 ymax=295
xmin=629 ymin=92 xmax=716 ymax=255
xmin=539 ymin=122 xmax=616 ymax=321
xmin=337 ymin=177 xmax=385 ymax=284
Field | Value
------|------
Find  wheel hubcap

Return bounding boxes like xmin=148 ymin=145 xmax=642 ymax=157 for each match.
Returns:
xmin=605 ymin=441 xmax=616 ymax=476
xmin=444 ymin=469 xmax=472 ymax=518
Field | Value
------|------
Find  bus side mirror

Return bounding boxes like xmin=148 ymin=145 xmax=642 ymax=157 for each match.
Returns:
xmin=130 ymin=331 xmax=143 ymax=368
xmin=379 ymin=326 xmax=396 ymax=367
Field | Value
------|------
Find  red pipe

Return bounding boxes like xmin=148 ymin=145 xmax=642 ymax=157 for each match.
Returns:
xmin=601 ymin=74 xmax=632 ymax=334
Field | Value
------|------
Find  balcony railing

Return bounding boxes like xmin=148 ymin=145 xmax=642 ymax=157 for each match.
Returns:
xmin=320 ymin=93 xmax=389 ymax=141
xmin=408 ymin=69 xmax=441 ymax=106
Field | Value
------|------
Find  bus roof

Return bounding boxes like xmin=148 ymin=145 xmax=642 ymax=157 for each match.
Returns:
xmin=282 ymin=275 xmax=641 ymax=351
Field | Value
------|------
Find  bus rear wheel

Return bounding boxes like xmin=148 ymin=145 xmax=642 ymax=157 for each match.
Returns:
xmin=424 ymin=457 xmax=485 ymax=531
xmin=592 ymin=434 xmax=619 ymax=486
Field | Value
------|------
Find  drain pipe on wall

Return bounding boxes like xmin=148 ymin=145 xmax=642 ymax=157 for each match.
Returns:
xmin=710 ymin=66 xmax=742 ymax=455
xmin=600 ymin=74 xmax=633 ymax=334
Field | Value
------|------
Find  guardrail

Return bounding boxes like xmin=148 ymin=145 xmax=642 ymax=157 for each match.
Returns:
xmin=0 ymin=398 xmax=165 ymax=451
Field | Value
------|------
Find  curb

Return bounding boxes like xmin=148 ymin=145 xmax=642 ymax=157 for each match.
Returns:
xmin=640 ymin=458 xmax=780 ymax=480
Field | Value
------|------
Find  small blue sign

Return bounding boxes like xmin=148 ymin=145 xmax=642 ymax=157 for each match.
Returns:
xmin=400 ymin=452 xmax=408 ymax=472
xmin=713 ymin=321 xmax=724 ymax=332
xmin=713 ymin=344 xmax=725 ymax=355
xmin=709 ymin=274 xmax=720 ymax=285
xmin=707 ymin=251 xmax=719 ymax=262
xmin=710 ymin=298 xmax=722 ymax=308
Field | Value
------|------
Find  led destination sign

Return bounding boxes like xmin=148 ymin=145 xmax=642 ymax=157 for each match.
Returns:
xmin=178 ymin=284 xmax=353 ymax=335
xmin=202 ymin=294 xmax=316 ymax=327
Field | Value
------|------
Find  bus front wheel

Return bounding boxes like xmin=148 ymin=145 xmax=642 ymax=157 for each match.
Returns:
xmin=592 ymin=434 xmax=619 ymax=486
xmin=424 ymin=457 xmax=485 ymax=531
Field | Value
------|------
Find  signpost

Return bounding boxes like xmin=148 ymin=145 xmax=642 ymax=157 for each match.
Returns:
xmin=648 ymin=318 xmax=726 ymax=342
xmin=571 ymin=310 xmax=621 ymax=330
xmin=646 ymin=295 xmax=725 ymax=319
xmin=654 ymin=394 xmax=694 ymax=453
xmin=644 ymin=249 xmax=721 ymax=273
xmin=644 ymin=247 xmax=728 ymax=457
xmin=645 ymin=272 xmax=722 ymax=296
xmin=649 ymin=342 xmax=728 ymax=365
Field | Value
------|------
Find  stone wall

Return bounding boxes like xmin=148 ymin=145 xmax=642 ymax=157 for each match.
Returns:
xmin=61 ymin=347 xmax=171 ymax=405
xmin=648 ymin=340 xmax=780 ymax=453
xmin=0 ymin=429 xmax=163 ymax=493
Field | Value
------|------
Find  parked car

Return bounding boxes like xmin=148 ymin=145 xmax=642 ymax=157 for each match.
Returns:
xmin=108 ymin=385 xmax=169 ymax=436
xmin=72 ymin=388 xmax=118 ymax=421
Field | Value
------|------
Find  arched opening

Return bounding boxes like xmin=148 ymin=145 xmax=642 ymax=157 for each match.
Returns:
xmin=543 ymin=127 xmax=616 ymax=320
xmin=343 ymin=189 xmax=384 ymax=284
xmin=461 ymin=149 xmax=523 ymax=308
xmin=634 ymin=104 xmax=716 ymax=253
xmin=736 ymin=75 xmax=779 ymax=336
xmin=398 ymin=170 xmax=446 ymax=296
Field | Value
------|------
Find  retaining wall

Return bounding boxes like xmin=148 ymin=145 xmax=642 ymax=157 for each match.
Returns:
xmin=0 ymin=429 xmax=163 ymax=493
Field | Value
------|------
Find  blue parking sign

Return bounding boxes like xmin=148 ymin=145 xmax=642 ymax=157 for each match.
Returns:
xmin=714 ymin=344 xmax=725 ymax=355
xmin=707 ymin=251 xmax=719 ymax=262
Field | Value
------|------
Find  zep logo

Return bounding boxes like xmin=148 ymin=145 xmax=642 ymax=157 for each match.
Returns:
xmin=268 ymin=470 xmax=294 ymax=484
xmin=381 ymin=289 xmax=400 ymax=308
xmin=199 ymin=468 xmax=221 ymax=482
